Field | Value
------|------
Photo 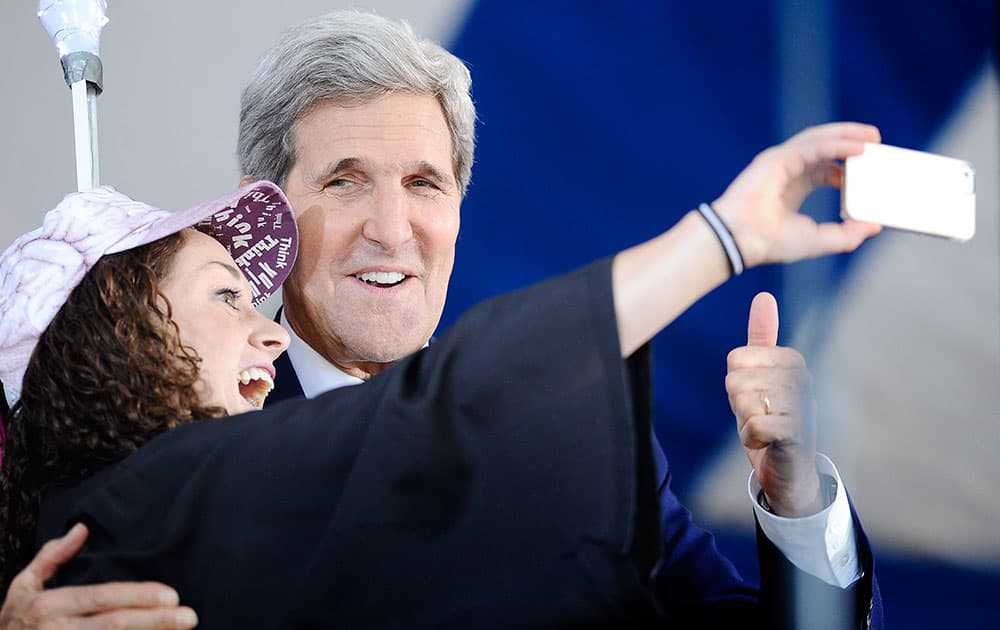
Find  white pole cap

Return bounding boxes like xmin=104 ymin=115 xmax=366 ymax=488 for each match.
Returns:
xmin=38 ymin=0 xmax=109 ymax=59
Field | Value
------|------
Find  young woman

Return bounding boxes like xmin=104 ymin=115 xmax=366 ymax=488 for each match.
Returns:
xmin=0 ymin=182 xmax=298 ymax=588
xmin=0 ymin=124 xmax=884 ymax=628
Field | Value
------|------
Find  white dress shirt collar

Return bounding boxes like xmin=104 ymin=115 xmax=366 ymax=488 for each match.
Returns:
xmin=280 ymin=309 xmax=430 ymax=398
xmin=280 ymin=309 xmax=363 ymax=398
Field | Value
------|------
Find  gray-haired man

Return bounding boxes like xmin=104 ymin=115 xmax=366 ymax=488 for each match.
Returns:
xmin=238 ymin=11 xmax=473 ymax=391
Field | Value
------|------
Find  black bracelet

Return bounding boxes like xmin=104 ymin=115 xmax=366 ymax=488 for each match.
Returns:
xmin=697 ymin=202 xmax=744 ymax=276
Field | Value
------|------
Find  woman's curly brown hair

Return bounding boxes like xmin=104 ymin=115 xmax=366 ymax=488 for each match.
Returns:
xmin=0 ymin=231 xmax=225 ymax=592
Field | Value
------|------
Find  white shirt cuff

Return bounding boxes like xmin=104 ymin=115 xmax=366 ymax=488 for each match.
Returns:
xmin=748 ymin=453 xmax=861 ymax=589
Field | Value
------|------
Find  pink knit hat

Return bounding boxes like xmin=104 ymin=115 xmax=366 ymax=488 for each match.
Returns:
xmin=0 ymin=181 xmax=298 ymax=408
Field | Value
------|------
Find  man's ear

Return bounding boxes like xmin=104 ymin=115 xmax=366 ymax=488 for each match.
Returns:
xmin=239 ymin=175 xmax=253 ymax=187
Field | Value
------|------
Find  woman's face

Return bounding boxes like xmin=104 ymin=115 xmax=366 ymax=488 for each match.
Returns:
xmin=159 ymin=230 xmax=290 ymax=415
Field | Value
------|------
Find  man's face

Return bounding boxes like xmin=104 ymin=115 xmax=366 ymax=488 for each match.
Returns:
xmin=280 ymin=93 xmax=461 ymax=377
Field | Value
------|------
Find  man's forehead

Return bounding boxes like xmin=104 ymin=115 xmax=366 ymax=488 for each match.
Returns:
xmin=290 ymin=95 xmax=456 ymax=178
xmin=294 ymin=94 xmax=450 ymax=142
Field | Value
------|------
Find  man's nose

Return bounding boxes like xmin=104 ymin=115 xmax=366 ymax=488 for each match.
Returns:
xmin=362 ymin=187 xmax=414 ymax=252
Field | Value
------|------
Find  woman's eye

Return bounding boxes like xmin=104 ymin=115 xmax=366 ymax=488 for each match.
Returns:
xmin=218 ymin=289 xmax=242 ymax=309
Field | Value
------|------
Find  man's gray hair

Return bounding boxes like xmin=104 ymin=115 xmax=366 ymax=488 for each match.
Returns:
xmin=238 ymin=10 xmax=476 ymax=195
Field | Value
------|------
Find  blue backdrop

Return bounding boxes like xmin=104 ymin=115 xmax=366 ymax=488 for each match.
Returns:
xmin=441 ymin=1 xmax=997 ymax=626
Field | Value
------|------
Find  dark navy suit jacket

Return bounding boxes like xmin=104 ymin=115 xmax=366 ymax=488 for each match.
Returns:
xmin=40 ymin=258 xmax=882 ymax=628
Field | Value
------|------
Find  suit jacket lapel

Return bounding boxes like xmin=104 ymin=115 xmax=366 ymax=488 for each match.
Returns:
xmin=268 ymin=306 xmax=305 ymax=405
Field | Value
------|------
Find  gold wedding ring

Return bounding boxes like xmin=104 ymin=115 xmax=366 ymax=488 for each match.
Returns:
xmin=762 ymin=393 xmax=772 ymax=415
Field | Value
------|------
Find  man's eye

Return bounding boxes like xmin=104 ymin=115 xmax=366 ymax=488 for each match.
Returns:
xmin=410 ymin=179 xmax=437 ymax=189
xmin=326 ymin=178 xmax=350 ymax=188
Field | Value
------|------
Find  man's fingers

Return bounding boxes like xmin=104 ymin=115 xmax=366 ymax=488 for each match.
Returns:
xmin=725 ymin=366 xmax=811 ymax=400
xmin=727 ymin=345 xmax=806 ymax=372
xmin=78 ymin=607 xmax=199 ymax=630
xmin=738 ymin=413 xmax=803 ymax=450
xmin=729 ymin=388 xmax=800 ymax=426
xmin=20 ymin=523 xmax=89 ymax=587
xmin=746 ymin=292 xmax=779 ymax=347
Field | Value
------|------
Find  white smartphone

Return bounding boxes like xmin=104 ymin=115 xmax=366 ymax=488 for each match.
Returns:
xmin=842 ymin=143 xmax=976 ymax=241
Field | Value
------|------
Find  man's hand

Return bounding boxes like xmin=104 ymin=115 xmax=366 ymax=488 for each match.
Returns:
xmin=713 ymin=122 xmax=884 ymax=269
xmin=726 ymin=292 xmax=822 ymax=517
xmin=0 ymin=524 xmax=197 ymax=629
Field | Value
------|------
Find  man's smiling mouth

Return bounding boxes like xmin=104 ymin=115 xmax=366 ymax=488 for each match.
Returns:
xmin=355 ymin=271 xmax=407 ymax=288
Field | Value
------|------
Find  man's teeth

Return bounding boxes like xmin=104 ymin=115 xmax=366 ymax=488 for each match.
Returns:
xmin=237 ymin=368 xmax=275 ymax=408
xmin=356 ymin=271 xmax=405 ymax=285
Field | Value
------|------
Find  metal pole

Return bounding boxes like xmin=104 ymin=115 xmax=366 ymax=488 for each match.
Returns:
xmin=38 ymin=0 xmax=109 ymax=191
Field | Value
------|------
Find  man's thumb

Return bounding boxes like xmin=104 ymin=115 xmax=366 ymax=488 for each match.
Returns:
xmin=747 ymin=292 xmax=779 ymax=347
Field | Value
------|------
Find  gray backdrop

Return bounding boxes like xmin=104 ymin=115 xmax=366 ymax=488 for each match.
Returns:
xmin=0 ymin=0 xmax=472 ymax=249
